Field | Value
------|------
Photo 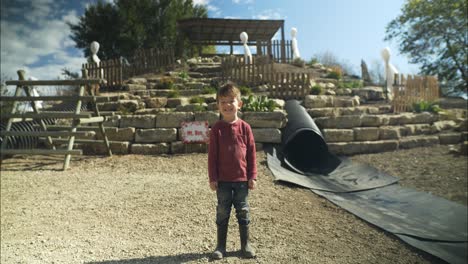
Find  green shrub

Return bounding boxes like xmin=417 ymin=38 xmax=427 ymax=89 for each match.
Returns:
xmin=307 ymin=57 xmax=319 ymax=66
xmin=192 ymin=104 xmax=207 ymax=112
xmin=326 ymin=71 xmax=340 ymax=80
xmin=338 ymin=80 xmax=363 ymax=89
xmin=239 ymin=86 xmax=252 ymax=96
xmin=157 ymin=77 xmax=174 ymax=90
xmin=178 ymin=71 xmax=189 ymax=80
xmin=167 ymin=90 xmax=180 ymax=98
xmin=310 ymin=85 xmax=322 ymax=95
xmin=291 ymin=58 xmax=305 ymax=68
xmin=190 ymin=96 xmax=205 ymax=104
xmin=202 ymin=86 xmax=217 ymax=94
xmin=326 ymin=66 xmax=343 ymax=80
xmin=412 ymin=100 xmax=441 ymax=113
xmin=241 ymin=95 xmax=276 ymax=112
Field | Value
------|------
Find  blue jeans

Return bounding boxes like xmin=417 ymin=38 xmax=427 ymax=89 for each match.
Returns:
xmin=216 ymin=181 xmax=250 ymax=226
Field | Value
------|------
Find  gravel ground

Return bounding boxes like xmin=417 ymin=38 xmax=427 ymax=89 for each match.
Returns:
xmin=1 ymin=145 xmax=466 ymax=264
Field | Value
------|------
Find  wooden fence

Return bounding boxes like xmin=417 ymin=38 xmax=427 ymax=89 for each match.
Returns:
xmin=392 ymin=74 xmax=439 ymax=113
xmin=82 ymin=47 xmax=175 ymax=87
xmin=222 ymin=56 xmax=312 ymax=100
xmin=257 ymin=40 xmax=293 ymax=63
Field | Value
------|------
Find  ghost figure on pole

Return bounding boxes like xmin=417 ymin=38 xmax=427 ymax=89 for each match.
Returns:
xmin=240 ymin=32 xmax=252 ymax=64
xmin=291 ymin=27 xmax=301 ymax=60
xmin=90 ymin=41 xmax=104 ymax=79
xmin=381 ymin=47 xmax=398 ymax=101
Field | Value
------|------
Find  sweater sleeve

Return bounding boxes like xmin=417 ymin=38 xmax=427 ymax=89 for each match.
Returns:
xmin=208 ymin=125 xmax=219 ymax=182
xmin=245 ymin=123 xmax=257 ymax=180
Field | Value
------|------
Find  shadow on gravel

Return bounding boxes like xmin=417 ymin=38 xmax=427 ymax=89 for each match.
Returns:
xmin=86 ymin=252 xmax=210 ymax=264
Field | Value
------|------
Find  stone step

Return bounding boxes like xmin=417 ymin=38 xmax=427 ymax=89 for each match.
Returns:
xmin=133 ymin=89 xmax=204 ymax=97
xmin=190 ymin=65 xmax=222 ymax=73
xmin=322 ymin=127 xmax=462 ymax=143
xmin=313 ymin=112 xmax=447 ymax=129
xmin=307 ymin=105 xmax=392 ymax=118
xmin=327 ymin=134 xmax=461 ymax=156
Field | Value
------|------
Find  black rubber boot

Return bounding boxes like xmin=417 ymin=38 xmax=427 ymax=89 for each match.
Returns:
xmin=212 ymin=224 xmax=228 ymax=260
xmin=239 ymin=225 xmax=256 ymax=258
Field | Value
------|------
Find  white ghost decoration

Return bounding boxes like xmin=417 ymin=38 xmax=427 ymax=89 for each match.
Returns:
xmin=240 ymin=32 xmax=252 ymax=64
xmin=291 ymin=27 xmax=301 ymax=60
xmin=381 ymin=47 xmax=398 ymax=100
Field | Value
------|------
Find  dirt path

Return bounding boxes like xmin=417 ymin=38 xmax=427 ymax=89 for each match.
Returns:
xmin=1 ymin=145 xmax=465 ymax=263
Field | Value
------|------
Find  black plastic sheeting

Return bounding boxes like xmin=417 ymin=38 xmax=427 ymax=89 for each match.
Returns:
xmin=267 ymin=100 xmax=468 ymax=264
xmin=282 ymin=100 xmax=341 ymax=175
xmin=268 ymin=149 xmax=398 ymax=192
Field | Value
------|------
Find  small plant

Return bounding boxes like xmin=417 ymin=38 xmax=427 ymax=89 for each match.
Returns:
xmin=412 ymin=100 xmax=441 ymax=113
xmin=291 ymin=58 xmax=305 ymax=68
xmin=167 ymin=89 xmax=180 ymax=98
xmin=202 ymin=86 xmax=217 ymax=94
xmin=192 ymin=104 xmax=207 ymax=112
xmin=157 ymin=77 xmax=174 ymax=90
xmin=242 ymin=95 xmax=276 ymax=112
xmin=326 ymin=66 xmax=343 ymax=80
xmin=239 ymin=86 xmax=252 ymax=96
xmin=307 ymin=57 xmax=319 ymax=66
xmin=178 ymin=71 xmax=189 ymax=80
xmin=190 ymin=96 xmax=205 ymax=104
xmin=338 ymin=80 xmax=363 ymax=89
xmin=310 ymin=85 xmax=322 ymax=95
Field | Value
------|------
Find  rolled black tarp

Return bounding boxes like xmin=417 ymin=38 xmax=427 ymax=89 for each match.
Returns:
xmin=282 ymin=100 xmax=341 ymax=175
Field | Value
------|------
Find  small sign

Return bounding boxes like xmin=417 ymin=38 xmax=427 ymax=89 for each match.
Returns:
xmin=180 ymin=121 xmax=209 ymax=143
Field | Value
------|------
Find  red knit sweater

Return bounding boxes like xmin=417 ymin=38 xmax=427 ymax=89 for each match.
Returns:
xmin=208 ymin=119 xmax=257 ymax=182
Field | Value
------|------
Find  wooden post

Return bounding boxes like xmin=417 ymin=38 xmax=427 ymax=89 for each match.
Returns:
xmin=0 ymin=71 xmax=24 ymax=161
xmin=84 ymin=74 xmax=112 ymax=157
xmin=63 ymin=84 xmax=84 ymax=170
xmin=280 ymin=23 xmax=286 ymax=63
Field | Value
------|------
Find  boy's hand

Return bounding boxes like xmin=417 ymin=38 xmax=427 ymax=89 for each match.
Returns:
xmin=209 ymin=181 xmax=218 ymax=191
xmin=248 ymin=179 xmax=257 ymax=190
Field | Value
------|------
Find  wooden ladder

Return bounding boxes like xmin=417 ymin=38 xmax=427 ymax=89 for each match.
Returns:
xmin=0 ymin=70 xmax=112 ymax=170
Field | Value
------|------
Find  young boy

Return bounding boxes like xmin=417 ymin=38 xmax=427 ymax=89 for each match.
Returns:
xmin=208 ymin=83 xmax=257 ymax=259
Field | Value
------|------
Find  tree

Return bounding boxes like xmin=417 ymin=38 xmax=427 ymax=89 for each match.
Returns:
xmin=385 ymin=0 xmax=467 ymax=92
xmin=68 ymin=1 xmax=124 ymax=60
xmin=68 ymin=0 xmax=208 ymax=61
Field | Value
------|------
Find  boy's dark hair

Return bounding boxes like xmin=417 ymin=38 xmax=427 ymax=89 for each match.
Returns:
xmin=217 ymin=83 xmax=241 ymax=102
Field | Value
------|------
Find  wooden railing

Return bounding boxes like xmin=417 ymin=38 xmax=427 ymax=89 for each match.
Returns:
xmin=257 ymin=40 xmax=293 ymax=63
xmin=222 ymin=56 xmax=312 ymax=100
xmin=2 ymin=70 xmax=112 ymax=170
xmin=82 ymin=47 xmax=175 ymax=88
xmin=392 ymin=74 xmax=440 ymax=113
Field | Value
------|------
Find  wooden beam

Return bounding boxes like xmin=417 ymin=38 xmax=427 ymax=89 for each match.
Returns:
xmin=78 ymin=116 xmax=105 ymax=124
xmin=1 ymin=149 xmax=83 ymax=155
xmin=5 ymin=79 xmax=104 ymax=86
xmin=0 ymin=96 xmax=113 ymax=102
xmin=0 ymin=131 xmax=96 ymax=137
xmin=1 ymin=112 xmax=92 ymax=119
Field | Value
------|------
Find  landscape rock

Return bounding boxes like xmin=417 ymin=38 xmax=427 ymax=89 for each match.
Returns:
xmin=130 ymin=143 xmax=170 ymax=155
xmin=135 ymin=128 xmax=177 ymax=143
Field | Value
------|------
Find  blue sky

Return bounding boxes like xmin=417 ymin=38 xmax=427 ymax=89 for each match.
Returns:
xmin=0 ymin=0 xmax=417 ymax=82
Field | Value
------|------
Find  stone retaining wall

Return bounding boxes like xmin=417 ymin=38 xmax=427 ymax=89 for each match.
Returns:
xmin=79 ymin=93 xmax=466 ymax=156
xmin=79 ymin=111 xmax=286 ymax=155
xmin=304 ymin=95 xmax=466 ymax=155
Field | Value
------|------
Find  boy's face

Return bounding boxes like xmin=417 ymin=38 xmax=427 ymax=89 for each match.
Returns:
xmin=217 ymin=95 xmax=243 ymax=121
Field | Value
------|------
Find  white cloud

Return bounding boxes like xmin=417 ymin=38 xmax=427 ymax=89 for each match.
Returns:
xmin=193 ymin=0 xmax=210 ymax=6
xmin=232 ymin=0 xmax=254 ymax=4
xmin=0 ymin=3 xmax=85 ymax=81
xmin=207 ymin=5 xmax=221 ymax=17
xmin=253 ymin=9 xmax=283 ymax=20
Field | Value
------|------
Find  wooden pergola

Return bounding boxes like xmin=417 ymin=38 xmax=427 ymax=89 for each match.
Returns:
xmin=177 ymin=18 xmax=286 ymax=61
